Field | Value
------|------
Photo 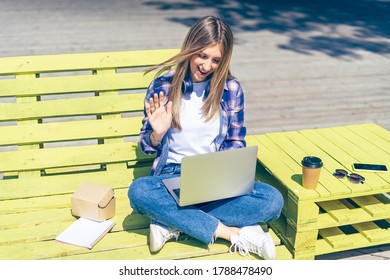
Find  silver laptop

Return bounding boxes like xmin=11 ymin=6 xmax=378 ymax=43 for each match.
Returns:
xmin=162 ymin=146 xmax=258 ymax=207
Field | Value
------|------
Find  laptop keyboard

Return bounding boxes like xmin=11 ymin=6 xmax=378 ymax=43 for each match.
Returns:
xmin=173 ymin=188 xmax=180 ymax=198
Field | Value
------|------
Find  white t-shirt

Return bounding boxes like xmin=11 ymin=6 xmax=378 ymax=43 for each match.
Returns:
xmin=166 ymin=80 xmax=220 ymax=164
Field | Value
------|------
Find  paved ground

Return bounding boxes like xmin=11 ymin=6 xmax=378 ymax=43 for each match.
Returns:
xmin=0 ymin=0 xmax=389 ymax=260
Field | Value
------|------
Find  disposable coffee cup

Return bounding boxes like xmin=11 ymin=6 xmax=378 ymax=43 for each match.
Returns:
xmin=301 ymin=156 xmax=323 ymax=189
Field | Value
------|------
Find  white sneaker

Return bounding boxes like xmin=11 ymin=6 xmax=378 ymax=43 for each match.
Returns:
xmin=230 ymin=225 xmax=276 ymax=260
xmin=149 ymin=220 xmax=180 ymax=253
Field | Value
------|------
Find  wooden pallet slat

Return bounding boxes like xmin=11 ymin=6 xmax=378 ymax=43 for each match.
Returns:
xmin=0 ymin=49 xmax=179 ymax=75
xmin=0 ymin=72 xmax=154 ymax=98
xmin=352 ymin=222 xmax=389 ymax=243
xmin=315 ymin=233 xmax=369 ymax=256
xmin=351 ymin=196 xmax=390 ymax=217
xmin=191 ymin=244 xmax=294 ymax=260
xmin=0 ymin=94 xmax=145 ymax=122
xmin=317 ymin=200 xmax=354 ymax=223
xmin=361 ymin=123 xmax=390 ymax=142
xmin=1 ymin=209 xmax=148 ymax=246
xmin=0 ymin=166 xmax=152 ymax=201
xmin=319 ymin=227 xmax=354 ymax=249
xmin=0 ymin=142 xmax=154 ymax=173
xmin=0 ymin=117 xmax=142 ymax=146
xmin=343 ymin=126 xmax=390 ymax=160
xmin=0 ymin=229 xmax=147 ymax=260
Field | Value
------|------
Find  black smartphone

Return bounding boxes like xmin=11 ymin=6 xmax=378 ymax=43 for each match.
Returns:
xmin=352 ymin=163 xmax=388 ymax=173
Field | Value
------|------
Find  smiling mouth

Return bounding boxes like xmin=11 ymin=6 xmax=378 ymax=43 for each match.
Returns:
xmin=198 ymin=67 xmax=208 ymax=76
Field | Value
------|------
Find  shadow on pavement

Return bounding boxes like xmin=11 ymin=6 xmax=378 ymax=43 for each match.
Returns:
xmin=145 ymin=0 xmax=390 ymax=59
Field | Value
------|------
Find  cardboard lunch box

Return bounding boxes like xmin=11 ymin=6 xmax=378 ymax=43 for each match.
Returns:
xmin=71 ymin=183 xmax=116 ymax=222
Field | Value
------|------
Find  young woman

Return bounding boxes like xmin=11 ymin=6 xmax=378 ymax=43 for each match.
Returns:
xmin=128 ymin=16 xmax=283 ymax=260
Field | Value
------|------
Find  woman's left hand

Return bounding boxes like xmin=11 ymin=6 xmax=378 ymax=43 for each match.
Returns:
xmin=146 ymin=91 xmax=173 ymax=138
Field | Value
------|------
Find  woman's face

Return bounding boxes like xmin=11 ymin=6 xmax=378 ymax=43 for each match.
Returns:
xmin=189 ymin=43 xmax=222 ymax=83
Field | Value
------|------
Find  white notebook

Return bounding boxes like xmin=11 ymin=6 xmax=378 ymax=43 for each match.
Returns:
xmin=56 ymin=217 xmax=115 ymax=249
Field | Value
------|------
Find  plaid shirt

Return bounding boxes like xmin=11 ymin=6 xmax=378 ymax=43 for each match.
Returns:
xmin=139 ymin=71 xmax=246 ymax=175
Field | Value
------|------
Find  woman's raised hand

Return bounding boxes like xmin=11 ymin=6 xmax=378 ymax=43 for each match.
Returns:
xmin=145 ymin=91 xmax=173 ymax=137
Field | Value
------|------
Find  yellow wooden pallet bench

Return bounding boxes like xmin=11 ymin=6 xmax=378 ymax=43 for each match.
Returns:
xmin=247 ymin=124 xmax=390 ymax=259
xmin=0 ymin=50 xmax=292 ymax=260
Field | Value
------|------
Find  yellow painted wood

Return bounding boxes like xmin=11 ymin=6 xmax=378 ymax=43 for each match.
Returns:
xmin=188 ymin=252 xmax=257 ymax=260
xmin=285 ymin=216 xmax=320 ymax=254
xmin=317 ymin=200 xmax=354 ymax=223
xmin=0 ymin=230 xmax=146 ymax=260
xmin=0 ymin=94 xmax=144 ymax=122
xmin=191 ymin=245 xmax=294 ymax=260
xmin=319 ymin=227 xmax=354 ymax=249
xmin=0 ymin=142 xmax=154 ymax=173
xmin=287 ymin=228 xmax=317 ymax=257
xmin=0 ymin=166 xmax=151 ymax=200
xmin=0 ymin=117 xmax=142 ymax=146
xmin=52 ymin=239 xmax=224 ymax=260
xmin=330 ymin=126 xmax=390 ymax=184
xmin=270 ymin=215 xmax=317 ymax=259
xmin=283 ymin=131 xmax=353 ymax=196
xmin=15 ymin=74 xmax=41 ymax=179
xmin=0 ymin=71 xmax=155 ymax=98
xmin=0 ymin=194 xmax=69 ymax=215
xmin=1 ymin=197 xmax=136 ymax=232
xmin=299 ymin=128 xmax=375 ymax=194
xmin=292 ymin=252 xmax=316 ymax=260
xmin=251 ymin=134 xmax=319 ymax=200
xmin=318 ymin=127 xmax=389 ymax=190
xmin=317 ymin=204 xmax=364 ymax=228
xmin=287 ymin=198 xmax=320 ymax=226
xmin=1 ymin=201 xmax=148 ymax=246
xmin=315 ymin=230 xmax=390 ymax=256
xmin=0 ymin=173 xmax=291 ymax=260
xmin=95 ymin=70 xmax=132 ymax=170
xmin=2 ymin=208 xmax=77 ymax=232
xmin=104 ymin=162 xmax=129 ymax=173
xmin=264 ymin=131 xmax=332 ymax=198
xmin=52 ymin=237 xmax=291 ymax=260
xmin=342 ymin=126 xmax=390 ymax=161
xmin=15 ymin=74 xmax=38 ymax=127
xmin=0 ymin=49 xmax=179 ymax=75
xmin=1 ymin=230 xmax=262 ymax=260
xmin=43 ymin=164 xmax=103 ymax=176
xmin=352 ymin=222 xmax=389 ymax=243
xmin=362 ymin=123 xmax=390 ymax=142
xmin=351 ymin=196 xmax=390 ymax=217
xmin=346 ymin=126 xmax=390 ymax=166
xmin=317 ymin=234 xmax=385 ymax=256
xmin=252 ymin=124 xmax=390 ymax=259
xmin=49 ymin=228 xmax=291 ymax=260
xmin=0 ymin=187 xmax=130 ymax=217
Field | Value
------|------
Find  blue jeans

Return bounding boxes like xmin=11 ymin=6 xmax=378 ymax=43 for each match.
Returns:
xmin=128 ymin=164 xmax=283 ymax=244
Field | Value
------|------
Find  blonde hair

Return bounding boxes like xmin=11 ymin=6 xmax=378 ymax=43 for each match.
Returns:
xmin=145 ymin=16 xmax=234 ymax=129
